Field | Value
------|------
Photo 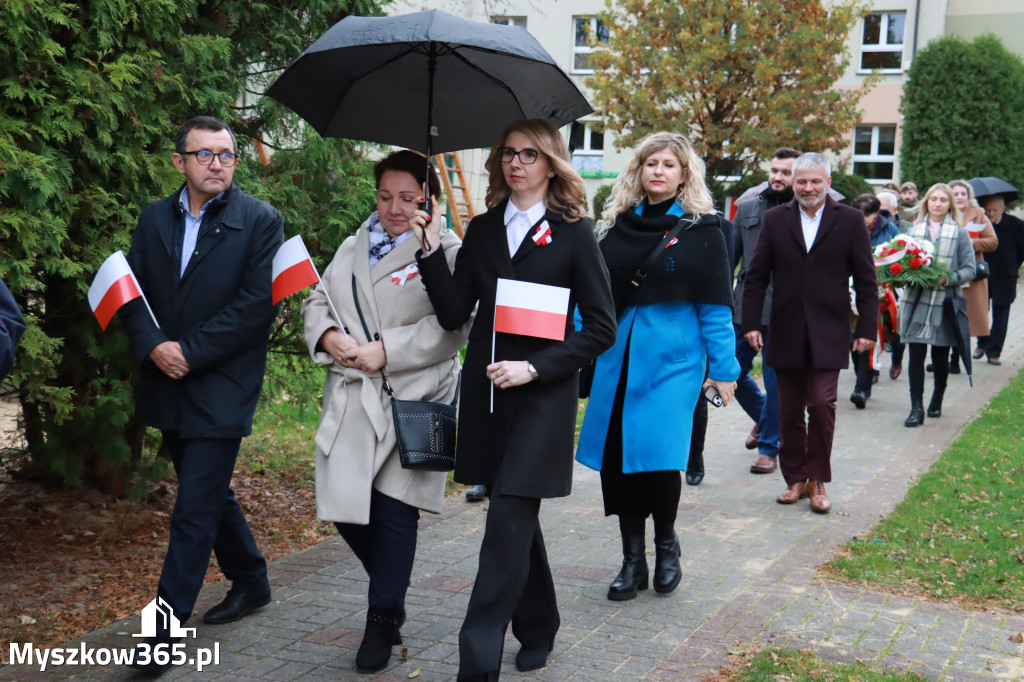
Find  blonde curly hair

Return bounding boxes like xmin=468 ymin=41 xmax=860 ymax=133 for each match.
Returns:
xmin=484 ymin=119 xmax=586 ymax=223
xmin=598 ymin=131 xmax=715 ymax=238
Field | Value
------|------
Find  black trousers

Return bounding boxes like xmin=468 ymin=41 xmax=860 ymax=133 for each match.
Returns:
xmin=157 ymin=433 xmax=268 ymax=626
xmin=457 ymin=478 xmax=558 ymax=680
xmin=979 ymin=302 xmax=1012 ymax=358
xmin=908 ymin=343 xmax=948 ymax=398
xmin=851 ymin=350 xmax=874 ymax=395
xmin=335 ymin=488 xmax=419 ymax=610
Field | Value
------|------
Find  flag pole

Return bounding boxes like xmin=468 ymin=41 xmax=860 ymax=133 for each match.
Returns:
xmin=134 ymin=278 xmax=161 ymax=329
xmin=490 ymin=320 xmax=496 ymax=414
xmin=310 ymin=263 xmax=348 ymax=339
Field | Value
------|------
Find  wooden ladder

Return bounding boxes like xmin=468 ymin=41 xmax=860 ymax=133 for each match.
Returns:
xmin=432 ymin=152 xmax=475 ymax=237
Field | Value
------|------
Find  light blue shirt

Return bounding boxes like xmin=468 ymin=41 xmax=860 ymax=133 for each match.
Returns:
xmin=177 ymin=187 xmax=224 ymax=277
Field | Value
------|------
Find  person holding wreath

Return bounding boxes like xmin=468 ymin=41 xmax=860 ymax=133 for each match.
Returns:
xmin=301 ymin=150 xmax=470 ymax=674
xmin=575 ymin=131 xmax=739 ymax=602
xmin=898 ymin=183 xmax=976 ymax=427
xmin=410 ymin=119 xmax=616 ymax=681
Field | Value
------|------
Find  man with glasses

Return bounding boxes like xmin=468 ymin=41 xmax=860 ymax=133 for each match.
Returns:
xmin=120 ymin=116 xmax=284 ymax=671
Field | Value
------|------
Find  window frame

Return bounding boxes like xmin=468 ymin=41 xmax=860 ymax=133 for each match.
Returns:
xmin=491 ymin=16 xmax=527 ymax=29
xmin=858 ymin=11 xmax=906 ymax=73
xmin=571 ymin=15 xmax=609 ymax=75
xmin=851 ymin=124 xmax=897 ymax=183
xmin=570 ymin=123 xmax=605 ymax=173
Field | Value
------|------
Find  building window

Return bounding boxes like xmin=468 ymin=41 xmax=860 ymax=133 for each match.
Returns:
xmin=852 ymin=125 xmax=896 ymax=182
xmin=491 ymin=16 xmax=526 ymax=29
xmin=572 ymin=16 xmax=609 ymax=73
xmin=860 ymin=12 xmax=905 ymax=71
xmin=570 ymin=123 xmax=604 ymax=173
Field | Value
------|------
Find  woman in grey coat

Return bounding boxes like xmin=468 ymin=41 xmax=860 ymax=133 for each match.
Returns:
xmin=897 ymin=183 xmax=976 ymax=427
xmin=301 ymin=151 xmax=470 ymax=674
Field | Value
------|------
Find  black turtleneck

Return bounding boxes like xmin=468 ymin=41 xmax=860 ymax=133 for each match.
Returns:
xmin=640 ymin=196 xmax=676 ymax=218
xmin=762 ymin=186 xmax=794 ymax=208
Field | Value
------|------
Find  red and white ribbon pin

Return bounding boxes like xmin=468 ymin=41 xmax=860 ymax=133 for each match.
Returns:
xmin=663 ymin=230 xmax=678 ymax=247
xmin=391 ymin=263 xmax=420 ymax=286
xmin=532 ymin=221 xmax=553 ymax=246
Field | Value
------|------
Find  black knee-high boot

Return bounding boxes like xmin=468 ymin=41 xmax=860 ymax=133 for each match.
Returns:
xmin=652 ymin=521 xmax=682 ymax=594
xmin=608 ymin=514 xmax=648 ymax=601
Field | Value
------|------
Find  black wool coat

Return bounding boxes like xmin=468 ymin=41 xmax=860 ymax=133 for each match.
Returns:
xmin=984 ymin=212 xmax=1024 ymax=306
xmin=417 ymin=202 xmax=616 ymax=499
xmin=120 ymin=184 xmax=284 ymax=438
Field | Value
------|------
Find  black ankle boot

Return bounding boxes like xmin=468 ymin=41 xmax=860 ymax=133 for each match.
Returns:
xmin=685 ymin=451 xmax=704 ymax=486
xmin=608 ymin=515 xmax=648 ymax=601
xmin=356 ymin=606 xmax=405 ymax=673
xmin=927 ymin=389 xmax=945 ymax=418
xmin=652 ymin=529 xmax=682 ymax=594
xmin=904 ymin=397 xmax=925 ymax=427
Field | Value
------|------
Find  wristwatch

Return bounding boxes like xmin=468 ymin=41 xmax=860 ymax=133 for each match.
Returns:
xmin=528 ymin=363 xmax=540 ymax=381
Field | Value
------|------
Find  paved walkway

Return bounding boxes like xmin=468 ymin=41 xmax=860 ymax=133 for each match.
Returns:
xmin=10 ymin=300 xmax=1024 ymax=682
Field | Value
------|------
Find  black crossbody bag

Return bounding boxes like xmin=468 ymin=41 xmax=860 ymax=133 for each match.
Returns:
xmin=579 ymin=219 xmax=690 ymax=399
xmin=352 ymin=276 xmax=458 ymax=472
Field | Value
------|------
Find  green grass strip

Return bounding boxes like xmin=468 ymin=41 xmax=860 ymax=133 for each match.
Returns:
xmin=735 ymin=648 xmax=924 ymax=681
xmin=824 ymin=366 xmax=1024 ymax=608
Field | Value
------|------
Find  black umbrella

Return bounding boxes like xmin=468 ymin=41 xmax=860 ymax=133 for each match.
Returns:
xmin=265 ymin=10 xmax=592 ymax=157
xmin=943 ymin=296 xmax=973 ymax=386
xmin=968 ymin=176 xmax=1019 ymax=203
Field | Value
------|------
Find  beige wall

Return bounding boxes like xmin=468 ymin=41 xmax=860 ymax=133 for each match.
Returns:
xmin=946 ymin=0 xmax=1024 ymax=57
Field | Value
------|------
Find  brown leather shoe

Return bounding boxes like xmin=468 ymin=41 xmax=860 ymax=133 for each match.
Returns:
xmin=889 ymin=364 xmax=902 ymax=380
xmin=750 ymin=454 xmax=777 ymax=474
xmin=776 ymin=481 xmax=808 ymax=504
xmin=745 ymin=424 xmax=759 ymax=450
xmin=808 ymin=481 xmax=831 ymax=514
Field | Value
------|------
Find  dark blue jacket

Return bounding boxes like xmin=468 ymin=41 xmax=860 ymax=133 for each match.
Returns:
xmin=0 ymin=278 xmax=26 ymax=380
xmin=120 ymin=184 xmax=284 ymax=438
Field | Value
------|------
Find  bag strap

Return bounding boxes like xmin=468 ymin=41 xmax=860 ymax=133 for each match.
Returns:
xmin=630 ymin=218 xmax=690 ymax=289
xmin=351 ymin=275 xmax=462 ymax=407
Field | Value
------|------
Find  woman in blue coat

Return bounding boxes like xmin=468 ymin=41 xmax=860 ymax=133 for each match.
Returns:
xmin=576 ymin=132 xmax=739 ymax=601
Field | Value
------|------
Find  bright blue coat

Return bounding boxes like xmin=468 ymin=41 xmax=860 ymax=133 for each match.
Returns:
xmin=576 ymin=300 xmax=739 ymax=473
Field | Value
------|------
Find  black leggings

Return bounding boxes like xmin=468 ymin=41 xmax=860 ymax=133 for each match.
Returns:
xmin=907 ymin=343 xmax=949 ymax=398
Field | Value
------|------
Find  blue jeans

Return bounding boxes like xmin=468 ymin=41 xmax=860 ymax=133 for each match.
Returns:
xmin=733 ymin=325 xmax=780 ymax=457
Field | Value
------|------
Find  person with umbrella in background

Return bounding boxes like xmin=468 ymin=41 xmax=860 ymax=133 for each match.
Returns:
xmin=898 ymin=184 xmax=975 ymax=427
xmin=411 ymin=119 xmax=616 ymax=681
xmin=976 ymin=193 xmax=1024 ymax=365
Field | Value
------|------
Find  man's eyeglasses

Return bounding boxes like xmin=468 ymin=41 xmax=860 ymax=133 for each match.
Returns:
xmin=499 ymin=147 xmax=540 ymax=165
xmin=181 ymin=150 xmax=239 ymax=167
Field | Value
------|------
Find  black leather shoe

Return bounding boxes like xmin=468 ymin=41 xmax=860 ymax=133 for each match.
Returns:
xmin=202 ymin=584 xmax=271 ymax=624
xmin=465 ymin=484 xmax=487 ymax=502
xmin=356 ymin=606 xmax=404 ymax=673
xmin=949 ymin=363 xmax=961 ymax=375
xmin=850 ymin=390 xmax=867 ymax=409
xmin=684 ymin=470 xmax=704 ymax=486
xmin=653 ymin=532 xmax=682 ymax=594
xmin=927 ymin=390 xmax=944 ymax=418
xmin=515 ymin=641 xmax=553 ymax=672
xmin=904 ymin=399 xmax=925 ymax=427
xmin=608 ymin=515 xmax=648 ymax=601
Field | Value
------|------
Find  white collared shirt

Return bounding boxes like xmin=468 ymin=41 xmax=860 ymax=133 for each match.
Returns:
xmin=503 ymin=200 xmax=546 ymax=257
xmin=799 ymin=203 xmax=824 ymax=252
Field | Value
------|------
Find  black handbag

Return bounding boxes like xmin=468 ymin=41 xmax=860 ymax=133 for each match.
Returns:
xmin=579 ymin=218 xmax=690 ymax=399
xmin=973 ymin=259 xmax=990 ymax=281
xmin=352 ymin=277 xmax=457 ymax=472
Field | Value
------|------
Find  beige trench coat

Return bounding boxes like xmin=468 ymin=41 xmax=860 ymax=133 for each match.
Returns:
xmin=301 ymin=225 xmax=469 ymax=524
xmin=960 ymin=205 xmax=998 ymax=337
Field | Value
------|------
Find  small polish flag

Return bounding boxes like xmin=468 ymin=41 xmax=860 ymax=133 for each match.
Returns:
xmin=494 ymin=278 xmax=570 ymax=341
xmin=88 ymin=251 xmax=145 ymax=331
xmin=532 ymin=221 xmax=553 ymax=246
xmin=272 ymin=235 xmax=319 ymax=304
xmin=391 ymin=263 xmax=420 ymax=286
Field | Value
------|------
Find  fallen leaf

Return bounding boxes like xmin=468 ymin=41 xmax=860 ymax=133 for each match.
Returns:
xmin=408 ymin=668 xmax=421 ymax=678
xmin=20 ymin=615 xmax=36 ymax=625
xmin=1009 ymin=633 xmax=1023 ymax=643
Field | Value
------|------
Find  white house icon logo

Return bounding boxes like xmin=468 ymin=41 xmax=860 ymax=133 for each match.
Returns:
xmin=133 ymin=597 xmax=196 ymax=638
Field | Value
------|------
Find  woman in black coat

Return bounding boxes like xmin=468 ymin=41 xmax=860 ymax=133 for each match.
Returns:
xmin=412 ymin=119 xmax=616 ymax=681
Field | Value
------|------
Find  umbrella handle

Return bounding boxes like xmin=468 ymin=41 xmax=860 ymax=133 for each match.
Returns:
xmin=418 ymin=196 xmax=433 ymax=252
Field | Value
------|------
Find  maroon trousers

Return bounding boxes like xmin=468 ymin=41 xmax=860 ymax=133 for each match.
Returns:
xmin=774 ymin=368 xmax=840 ymax=484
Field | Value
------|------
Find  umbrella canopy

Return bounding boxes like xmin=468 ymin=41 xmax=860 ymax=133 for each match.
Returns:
xmin=734 ymin=181 xmax=844 ymax=204
xmin=968 ymin=176 xmax=1019 ymax=203
xmin=265 ymin=10 xmax=593 ymax=155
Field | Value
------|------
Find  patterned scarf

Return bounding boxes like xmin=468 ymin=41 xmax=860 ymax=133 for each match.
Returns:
xmin=899 ymin=215 xmax=959 ymax=341
xmin=364 ymin=212 xmax=398 ymax=269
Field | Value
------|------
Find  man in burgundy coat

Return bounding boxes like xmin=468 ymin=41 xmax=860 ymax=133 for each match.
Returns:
xmin=741 ymin=153 xmax=878 ymax=513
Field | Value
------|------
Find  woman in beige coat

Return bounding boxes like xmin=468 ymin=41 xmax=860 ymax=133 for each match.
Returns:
xmin=301 ymin=151 xmax=470 ymax=675
xmin=949 ymin=179 xmax=997 ymax=371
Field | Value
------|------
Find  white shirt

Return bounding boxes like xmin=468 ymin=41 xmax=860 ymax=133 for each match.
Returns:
xmin=177 ymin=187 xmax=224 ymax=277
xmin=799 ymin=203 xmax=824 ymax=252
xmin=503 ymin=200 xmax=546 ymax=257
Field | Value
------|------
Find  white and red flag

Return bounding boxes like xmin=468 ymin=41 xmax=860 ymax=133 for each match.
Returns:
xmin=88 ymin=251 xmax=156 ymax=330
xmin=493 ymin=278 xmax=570 ymax=342
xmin=272 ymin=235 xmax=319 ymax=304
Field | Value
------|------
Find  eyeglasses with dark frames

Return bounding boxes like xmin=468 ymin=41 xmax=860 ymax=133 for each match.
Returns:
xmin=180 ymin=150 xmax=239 ymax=167
xmin=498 ymin=147 xmax=540 ymax=165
